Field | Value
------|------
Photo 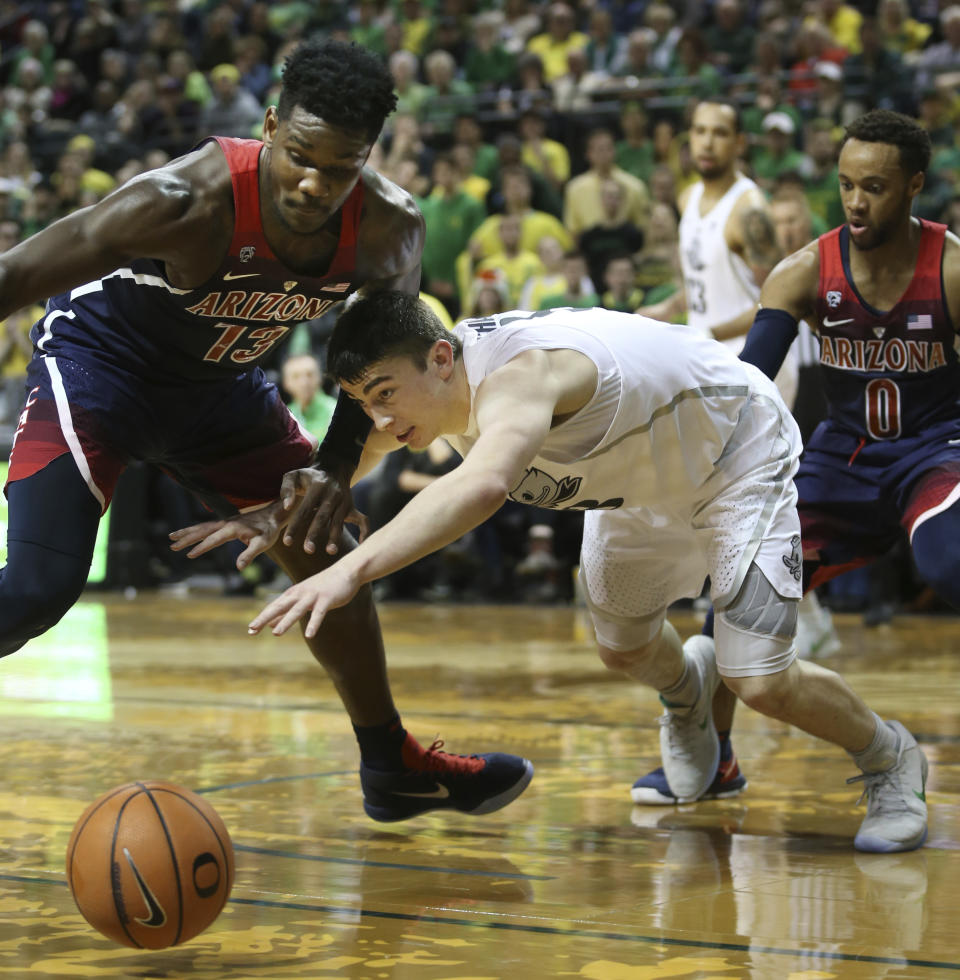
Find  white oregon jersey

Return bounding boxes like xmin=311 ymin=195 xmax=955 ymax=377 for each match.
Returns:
xmin=679 ymin=175 xmax=800 ymax=406
xmin=679 ymin=175 xmax=760 ymax=345
xmin=448 ymin=307 xmax=790 ymax=519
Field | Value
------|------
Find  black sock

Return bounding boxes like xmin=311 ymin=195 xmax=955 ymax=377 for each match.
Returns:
xmin=702 ymin=607 xmax=714 ymax=637
xmin=353 ymin=714 xmax=407 ymax=769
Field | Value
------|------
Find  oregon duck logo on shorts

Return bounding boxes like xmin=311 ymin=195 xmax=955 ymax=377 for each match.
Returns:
xmin=510 ymin=467 xmax=623 ymax=510
xmin=783 ymin=534 xmax=802 ymax=581
xmin=511 ymin=467 xmax=582 ymax=507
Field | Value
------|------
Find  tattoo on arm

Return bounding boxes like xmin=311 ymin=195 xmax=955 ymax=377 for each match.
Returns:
xmin=741 ymin=207 xmax=782 ymax=278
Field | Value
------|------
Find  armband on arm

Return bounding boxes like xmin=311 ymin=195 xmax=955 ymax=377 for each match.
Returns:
xmin=316 ymin=389 xmax=373 ymax=472
xmin=739 ymin=307 xmax=799 ymax=381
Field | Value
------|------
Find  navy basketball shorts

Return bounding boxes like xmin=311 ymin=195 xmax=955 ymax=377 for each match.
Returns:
xmin=797 ymin=416 xmax=960 ymax=587
xmin=6 ymin=353 xmax=317 ymax=516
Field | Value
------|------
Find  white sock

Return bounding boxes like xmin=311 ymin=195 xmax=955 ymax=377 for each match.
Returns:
xmin=851 ymin=713 xmax=901 ymax=773
xmin=659 ymin=657 xmax=700 ymax=711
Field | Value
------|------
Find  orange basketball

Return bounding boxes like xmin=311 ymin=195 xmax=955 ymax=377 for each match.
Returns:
xmin=66 ymin=780 xmax=235 ymax=949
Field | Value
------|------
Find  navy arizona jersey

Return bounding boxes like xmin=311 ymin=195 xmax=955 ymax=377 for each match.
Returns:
xmin=814 ymin=219 xmax=957 ymax=440
xmin=31 ymin=137 xmax=364 ymax=384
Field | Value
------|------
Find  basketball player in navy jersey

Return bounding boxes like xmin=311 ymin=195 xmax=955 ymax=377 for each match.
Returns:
xmin=0 ymin=38 xmax=532 ymax=822
xmin=638 ymin=109 xmax=958 ymax=838
xmin=747 ymin=109 xmax=960 ymax=611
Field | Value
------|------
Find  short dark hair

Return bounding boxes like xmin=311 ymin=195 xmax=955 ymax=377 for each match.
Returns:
xmin=278 ymin=37 xmax=397 ymax=142
xmin=328 ymin=292 xmax=460 ymax=384
xmin=693 ymin=96 xmax=743 ymax=133
xmin=841 ymin=109 xmax=931 ymax=176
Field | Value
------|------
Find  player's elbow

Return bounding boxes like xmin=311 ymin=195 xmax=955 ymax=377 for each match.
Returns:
xmin=472 ymin=474 xmax=511 ymax=515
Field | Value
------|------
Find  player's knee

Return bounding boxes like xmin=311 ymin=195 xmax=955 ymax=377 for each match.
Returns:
xmin=0 ymin=563 xmax=87 ymax=657
xmin=724 ymin=667 xmax=797 ymax=718
xmin=715 ymin=562 xmax=798 ymax=676
xmin=592 ymin=608 xmax=667 ymax=676
xmin=597 ymin=636 xmax=659 ymax=674
xmin=912 ymin=531 xmax=960 ymax=609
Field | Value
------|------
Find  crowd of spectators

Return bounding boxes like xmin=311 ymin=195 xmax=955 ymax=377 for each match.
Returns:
xmin=0 ymin=0 xmax=958 ymax=608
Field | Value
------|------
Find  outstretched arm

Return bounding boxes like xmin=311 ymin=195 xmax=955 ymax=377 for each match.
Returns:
xmin=0 ymin=149 xmax=228 ymax=318
xmin=249 ymin=351 xmax=563 ymax=638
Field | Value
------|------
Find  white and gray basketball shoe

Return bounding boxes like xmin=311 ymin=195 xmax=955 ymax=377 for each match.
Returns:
xmin=654 ymin=635 xmax=721 ymax=803
xmin=849 ymin=721 xmax=928 ymax=853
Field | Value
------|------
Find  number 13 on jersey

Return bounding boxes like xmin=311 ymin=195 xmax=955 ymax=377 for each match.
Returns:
xmin=204 ymin=322 xmax=289 ymax=365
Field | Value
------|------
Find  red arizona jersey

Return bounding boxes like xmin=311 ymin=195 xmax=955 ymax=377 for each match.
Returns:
xmin=814 ymin=219 xmax=957 ymax=439
xmin=33 ymin=137 xmax=365 ymax=383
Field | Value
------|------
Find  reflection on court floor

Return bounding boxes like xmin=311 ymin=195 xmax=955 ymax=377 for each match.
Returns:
xmin=0 ymin=596 xmax=957 ymax=978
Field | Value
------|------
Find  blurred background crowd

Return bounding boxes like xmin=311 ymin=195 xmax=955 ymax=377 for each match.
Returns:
xmin=0 ymin=0 xmax=958 ymax=616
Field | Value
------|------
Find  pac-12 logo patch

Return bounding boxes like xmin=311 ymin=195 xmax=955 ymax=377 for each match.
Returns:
xmin=239 ymin=245 xmax=256 ymax=263
xmin=826 ymin=290 xmax=842 ymax=308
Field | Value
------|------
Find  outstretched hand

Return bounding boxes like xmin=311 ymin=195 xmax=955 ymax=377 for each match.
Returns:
xmin=247 ymin=566 xmax=361 ymax=638
xmin=169 ymin=498 xmax=289 ymax=568
xmin=279 ymin=462 xmax=369 ymax=556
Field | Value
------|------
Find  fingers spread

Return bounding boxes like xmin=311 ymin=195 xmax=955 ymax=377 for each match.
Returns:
xmin=248 ymin=594 xmax=294 ymax=634
xmin=185 ymin=524 xmax=240 ymax=559
xmin=169 ymin=520 xmax=227 ymax=550
xmin=304 ymin=606 xmax=327 ymax=639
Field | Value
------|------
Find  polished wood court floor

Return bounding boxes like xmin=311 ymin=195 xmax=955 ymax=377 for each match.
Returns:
xmin=1 ymin=594 xmax=958 ymax=979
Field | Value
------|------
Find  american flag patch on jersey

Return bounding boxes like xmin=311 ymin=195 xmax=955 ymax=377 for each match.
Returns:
xmin=907 ymin=313 xmax=933 ymax=330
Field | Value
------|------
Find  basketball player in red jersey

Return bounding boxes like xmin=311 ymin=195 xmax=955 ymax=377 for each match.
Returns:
xmin=637 ymin=110 xmax=957 ymax=848
xmin=0 ymin=37 xmax=533 ymax=822
xmin=747 ymin=110 xmax=960 ymax=615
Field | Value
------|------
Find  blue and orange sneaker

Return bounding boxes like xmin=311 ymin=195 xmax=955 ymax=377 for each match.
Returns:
xmin=360 ymin=734 xmax=534 ymax=822
xmin=631 ymin=737 xmax=747 ymax=805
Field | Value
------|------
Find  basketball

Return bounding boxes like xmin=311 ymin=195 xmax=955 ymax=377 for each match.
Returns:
xmin=66 ymin=780 xmax=235 ymax=949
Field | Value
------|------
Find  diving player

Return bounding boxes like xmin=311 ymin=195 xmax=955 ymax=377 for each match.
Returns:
xmin=237 ymin=292 xmax=926 ymax=852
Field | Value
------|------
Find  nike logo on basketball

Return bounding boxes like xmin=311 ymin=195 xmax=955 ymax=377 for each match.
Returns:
xmin=822 ymin=316 xmax=855 ymax=327
xmin=223 ymin=271 xmax=258 ymax=280
xmin=394 ymin=784 xmax=451 ymax=799
xmin=123 ymin=847 xmax=167 ymax=927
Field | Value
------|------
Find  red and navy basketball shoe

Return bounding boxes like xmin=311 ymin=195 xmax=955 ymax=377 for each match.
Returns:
xmin=631 ymin=737 xmax=747 ymax=805
xmin=360 ymin=734 xmax=534 ymax=821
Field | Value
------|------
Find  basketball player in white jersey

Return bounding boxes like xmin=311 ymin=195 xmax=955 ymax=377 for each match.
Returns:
xmin=189 ymin=293 xmax=925 ymax=853
xmin=641 ymin=98 xmax=799 ymax=400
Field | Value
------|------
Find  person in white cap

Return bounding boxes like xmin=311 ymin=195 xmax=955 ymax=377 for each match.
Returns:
xmin=803 ymin=59 xmax=848 ymax=128
xmin=753 ymin=110 xmax=808 ymax=191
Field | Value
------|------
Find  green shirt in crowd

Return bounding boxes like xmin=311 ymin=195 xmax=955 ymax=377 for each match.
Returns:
xmin=538 ymin=291 xmax=600 ymax=310
xmin=804 ymin=166 xmax=845 ymax=230
xmin=417 ymin=190 xmax=487 ymax=288
xmin=289 ymin=392 xmax=336 ymax=441
xmin=751 ymin=148 xmax=809 ymax=187
xmin=614 ymin=141 xmax=656 ymax=183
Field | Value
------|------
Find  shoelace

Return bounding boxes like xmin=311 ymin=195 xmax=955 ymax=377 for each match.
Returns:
xmin=846 ymin=769 xmax=903 ymax=812
xmin=658 ymin=711 xmax=701 ymax=760
xmin=413 ymin=738 xmax=486 ymax=776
